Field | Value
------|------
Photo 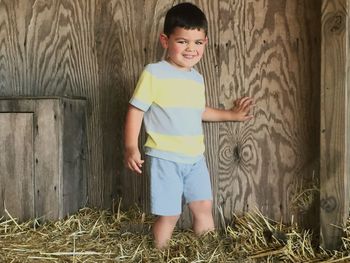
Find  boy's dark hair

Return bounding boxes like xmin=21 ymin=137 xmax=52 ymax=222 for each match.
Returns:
xmin=164 ymin=2 xmax=208 ymax=36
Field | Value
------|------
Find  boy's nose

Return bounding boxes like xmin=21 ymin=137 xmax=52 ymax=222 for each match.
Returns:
xmin=186 ymin=43 xmax=195 ymax=51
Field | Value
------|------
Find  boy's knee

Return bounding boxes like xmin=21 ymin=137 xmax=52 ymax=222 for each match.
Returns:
xmin=189 ymin=200 xmax=213 ymax=217
xmin=189 ymin=200 xmax=215 ymax=234
xmin=157 ymin=215 xmax=180 ymax=225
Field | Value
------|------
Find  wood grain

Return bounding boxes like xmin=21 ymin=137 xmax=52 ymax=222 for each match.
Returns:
xmin=0 ymin=97 xmax=88 ymax=220
xmin=33 ymin=99 xmax=61 ymax=219
xmin=199 ymin=0 xmax=222 ymax=229
xmin=218 ymin=0 xmax=248 ymax=225
xmin=94 ymin=0 xmax=142 ymax=211
xmin=0 ymin=113 xmax=34 ymax=221
xmin=218 ymin=0 xmax=320 ymax=228
xmin=62 ymin=98 xmax=88 ymax=216
xmin=95 ymin=0 xmax=176 ymax=213
xmin=320 ymin=0 xmax=349 ymax=250
xmin=0 ymin=0 xmax=103 ymax=207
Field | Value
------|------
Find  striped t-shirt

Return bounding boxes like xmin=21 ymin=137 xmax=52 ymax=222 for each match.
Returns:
xmin=129 ymin=60 xmax=205 ymax=163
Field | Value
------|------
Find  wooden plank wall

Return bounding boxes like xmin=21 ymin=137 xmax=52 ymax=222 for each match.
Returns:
xmin=0 ymin=98 xmax=87 ymax=221
xmin=320 ymin=0 xmax=350 ymax=250
xmin=0 ymin=0 xmax=321 ymax=228
xmin=217 ymin=0 xmax=321 ymax=229
xmin=0 ymin=113 xmax=34 ymax=221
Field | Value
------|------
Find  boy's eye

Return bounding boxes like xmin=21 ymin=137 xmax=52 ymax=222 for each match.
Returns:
xmin=177 ymin=40 xmax=187 ymax=44
xmin=196 ymin=41 xmax=204 ymax=45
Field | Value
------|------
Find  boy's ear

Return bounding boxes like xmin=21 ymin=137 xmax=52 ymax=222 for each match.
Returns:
xmin=159 ymin=33 xmax=169 ymax=49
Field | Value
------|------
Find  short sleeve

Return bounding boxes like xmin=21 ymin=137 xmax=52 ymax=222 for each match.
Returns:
xmin=129 ymin=66 xmax=154 ymax=112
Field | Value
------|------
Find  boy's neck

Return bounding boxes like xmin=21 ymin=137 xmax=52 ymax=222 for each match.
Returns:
xmin=165 ymin=57 xmax=192 ymax=72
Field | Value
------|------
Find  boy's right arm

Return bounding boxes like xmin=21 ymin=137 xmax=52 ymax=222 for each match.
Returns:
xmin=124 ymin=105 xmax=145 ymax=174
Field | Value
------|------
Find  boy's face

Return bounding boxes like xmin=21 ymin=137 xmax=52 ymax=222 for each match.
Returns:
xmin=160 ymin=27 xmax=207 ymax=71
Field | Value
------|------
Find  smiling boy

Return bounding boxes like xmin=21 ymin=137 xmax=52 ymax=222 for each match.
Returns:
xmin=124 ymin=2 xmax=253 ymax=249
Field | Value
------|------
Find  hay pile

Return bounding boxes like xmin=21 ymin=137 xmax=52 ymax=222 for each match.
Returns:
xmin=1 ymin=205 xmax=350 ymax=262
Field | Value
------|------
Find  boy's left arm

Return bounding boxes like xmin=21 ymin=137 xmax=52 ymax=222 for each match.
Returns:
xmin=202 ymin=96 xmax=254 ymax=122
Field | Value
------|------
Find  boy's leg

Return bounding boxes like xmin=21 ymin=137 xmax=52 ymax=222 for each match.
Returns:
xmin=188 ymin=200 xmax=214 ymax=235
xmin=183 ymin=157 xmax=214 ymax=234
xmin=147 ymin=157 xmax=183 ymax=248
xmin=153 ymin=215 xmax=180 ymax=249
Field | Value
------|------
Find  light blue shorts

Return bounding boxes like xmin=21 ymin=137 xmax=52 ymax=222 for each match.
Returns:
xmin=147 ymin=156 xmax=212 ymax=216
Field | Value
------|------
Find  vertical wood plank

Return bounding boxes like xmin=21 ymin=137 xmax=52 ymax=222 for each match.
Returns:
xmin=320 ymin=0 xmax=349 ymax=250
xmin=61 ymin=99 xmax=88 ymax=217
xmin=0 ymin=0 xmax=35 ymax=95
xmin=96 ymin=0 xmax=175 ymax=212
xmin=0 ymin=97 xmax=88 ymax=220
xmin=34 ymin=100 xmax=61 ymax=220
xmin=245 ymin=0 xmax=321 ymax=222
xmin=218 ymin=0 xmax=320 ymax=228
xmin=0 ymin=113 xmax=34 ymax=221
xmin=218 ymin=0 xmax=248 ymax=224
xmin=94 ymin=0 xmax=141 ymax=210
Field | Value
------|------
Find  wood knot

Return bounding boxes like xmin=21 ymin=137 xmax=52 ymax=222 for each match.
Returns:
xmin=324 ymin=12 xmax=345 ymax=34
xmin=320 ymin=195 xmax=337 ymax=213
xmin=233 ymin=145 xmax=241 ymax=162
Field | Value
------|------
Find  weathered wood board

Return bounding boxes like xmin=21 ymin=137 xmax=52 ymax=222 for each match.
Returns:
xmin=0 ymin=97 xmax=87 ymax=221
xmin=0 ymin=113 xmax=34 ymax=221
xmin=217 ymin=0 xmax=321 ymax=229
xmin=320 ymin=0 xmax=350 ymax=250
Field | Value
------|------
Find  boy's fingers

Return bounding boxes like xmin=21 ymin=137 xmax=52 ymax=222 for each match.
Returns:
xmin=239 ymin=97 xmax=251 ymax=105
xmin=242 ymin=98 xmax=253 ymax=105
xmin=242 ymin=102 xmax=253 ymax=111
xmin=242 ymin=100 xmax=254 ymax=110
xmin=234 ymin=98 xmax=252 ymax=110
xmin=127 ymin=160 xmax=143 ymax=174
xmin=136 ymin=159 xmax=144 ymax=169
xmin=244 ymin=115 xmax=254 ymax=120
xmin=132 ymin=162 xmax=142 ymax=174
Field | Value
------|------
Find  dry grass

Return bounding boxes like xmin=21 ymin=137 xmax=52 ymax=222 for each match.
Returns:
xmin=1 ymin=204 xmax=350 ymax=263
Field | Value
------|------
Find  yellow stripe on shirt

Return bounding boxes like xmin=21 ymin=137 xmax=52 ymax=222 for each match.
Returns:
xmin=154 ymin=78 xmax=205 ymax=108
xmin=132 ymin=70 xmax=154 ymax=106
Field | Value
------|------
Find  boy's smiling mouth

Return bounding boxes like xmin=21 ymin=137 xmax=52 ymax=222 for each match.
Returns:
xmin=183 ymin=54 xmax=196 ymax=59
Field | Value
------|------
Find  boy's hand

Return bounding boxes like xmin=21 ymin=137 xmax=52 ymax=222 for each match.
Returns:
xmin=231 ymin=96 xmax=254 ymax=121
xmin=124 ymin=147 xmax=144 ymax=174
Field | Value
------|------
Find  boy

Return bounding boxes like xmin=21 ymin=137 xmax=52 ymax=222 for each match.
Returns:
xmin=124 ymin=2 xmax=253 ymax=249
